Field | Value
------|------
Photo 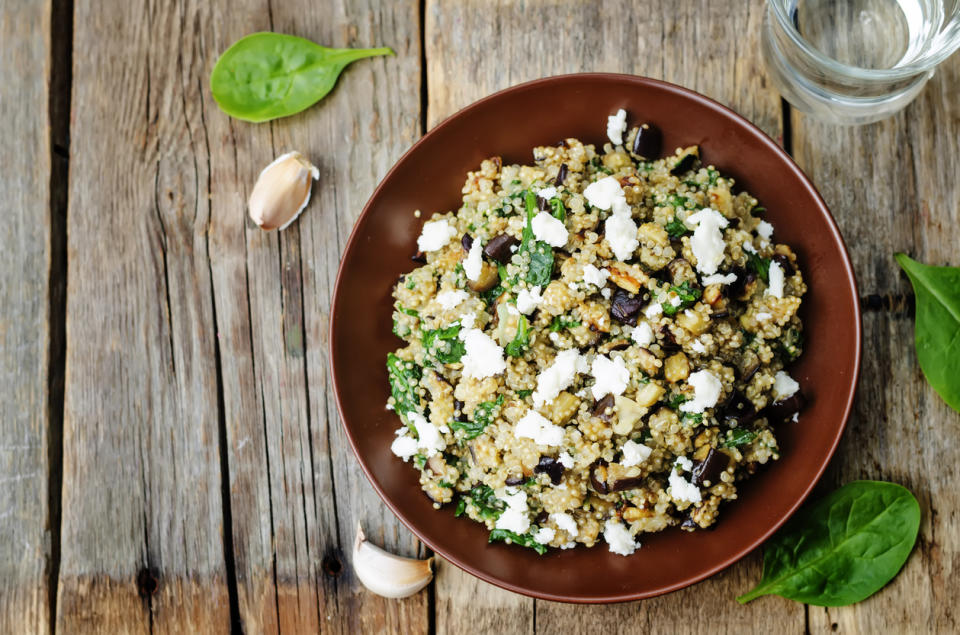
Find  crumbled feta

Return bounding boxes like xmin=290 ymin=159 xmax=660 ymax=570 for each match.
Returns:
xmin=537 ymin=186 xmax=557 ymax=200
xmin=631 ymin=322 xmax=654 ymax=346
xmin=606 ymin=108 xmax=628 ymax=146
xmin=773 ymin=371 xmax=800 ymax=400
xmin=495 ymin=489 xmax=530 ymax=534
xmin=459 ymin=328 xmax=506 ymax=379
xmin=590 ymin=355 xmax=630 ymax=400
xmin=621 ymin=440 xmax=653 ymax=467
xmin=742 ymin=240 xmax=757 ymax=254
xmin=548 ymin=332 xmax=560 ymax=343
xmin=575 ymin=354 xmax=590 ymax=374
xmin=605 ymin=213 xmax=639 ymax=262
xmin=460 ymin=311 xmax=477 ymax=329
xmin=767 ymin=260 xmax=785 ymax=298
xmin=756 ymin=312 xmax=772 ymax=322
xmin=669 ymin=467 xmax=702 ymax=503
xmin=679 ymin=370 xmax=723 ymax=413
xmin=406 ymin=412 xmax=446 ymax=456
xmin=676 ymin=456 xmax=693 ymax=472
xmin=506 ymin=304 xmax=520 ymax=316
xmin=390 ymin=434 xmax=418 ymax=460
xmin=691 ymin=338 xmax=707 ymax=354
xmin=644 ymin=302 xmax=663 ymax=319
xmin=531 ymin=211 xmax=569 ymax=247
xmin=670 ymin=294 xmax=683 ymax=307
xmin=583 ymin=176 xmax=623 ymax=210
xmin=463 ymin=238 xmax=483 ymax=281
xmin=756 ymin=220 xmax=774 ymax=240
xmin=601 ymin=288 xmax=612 ymax=299
xmin=533 ymin=527 xmax=556 ymax=544
xmin=516 ymin=285 xmax=544 ymax=314
xmin=558 ymin=451 xmax=574 ymax=469
xmin=582 ymin=264 xmax=610 ymax=288
xmin=417 ymin=219 xmax=457 ymax=252
xmin=603 ymin=520 xmax=638 ymax=556
xmin=685 ymin=209 xmax=729 ymax=275
xmin=436 ymin=289 xmax=469 ymax=310
xmin=551 ymin=512 xmax=578 ymax=537
xmin=515 ymin=410 xmax=565 ymax=447
xmin=702 ymin=272 xmax=737 ymax=286
xmin=532 ymin=349 xmax=582 ymax=407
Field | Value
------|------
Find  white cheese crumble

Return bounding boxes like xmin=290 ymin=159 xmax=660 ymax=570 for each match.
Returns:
xmin=691 ymin=338 xmax=707 ymax=354
xmin=631 ymin=322 xmax=654 ymax=347
xmin=463 ymin=238 xmax=483 ymax=281
xmin=600 ymin=287 xmax=612 ymax=299
xmin=460 ymin=311 xmax=477 ymax=329
xmin=756 ymin=312 xmax=773 ymax=322
xmin=531 ymin=211 xmax=569 ymax=247
xmin=621 ymin=440 xmax=653 ymax=467
xmin=669 ymin=466 xmax=702 ymax=503
xmin=756 ymin=220 xmax=774 ymax=240
xmin=606 ymin=108 xmax=628 ymax=146
xmin=644 ymin=302 xmax=663 ymax=319
xmin=742 ymin=240 xmax=757 ymax=254
xmin=516 ymin=285 xmax=544 ymax=314
xmin=679 ymin=370 xmax=723 ymax=413
xmin=670 ymin=295 xmax=683 ymax=307
xmin=406 ymin=412 xmax=446 ymax=456
xmin=583 ymin=176 xmax=623 ymax=210
xmin=436 ymin=289 xmax=469 ymax=311
xmin=676 ymin=456 xmax=693 ymax=471
xmin=495 ymin=489 xmax=530 ymax=534
xmin=514 ymin=410 xmax=565 ymax=447
xmin=603 ymin=520 xmax=638 ymax=556
xmin=767 ymin=260 xmax=785 ymax=298
xmin=390 ymin=434 xmax=418 ymax=460
xmin=532 ymin=349 xmax=582 ymax=408
xmin=702 ymin=272 xmax=737 ymax=286
xmin=791 ymin=412 xmax=800 ymax=423
xmin=582 ymin=263 xmax=610 ymax=288
xmin=590 ymin=355 xmax=630 ymax=400
xmin=773 ymin=371 xmax=800 ymax=400
xmin=417 ymin=219 xmax=457 ymax=252
xmin=605 ymin=213 xmax=639 ymax=262
xmin=685 ymin=209 xmax=729 ymax=275
xmin=557 ymin=451 xmax=574 ymax=469
xmin=537 ymin=186 xmax=557 ymax=200
xmin=551 ymin=512 xmax=578 ymax=537
xmin=458 ymin=328 xmax=506 ymax=379
xmin=533 ymin=527 xmax=556 ymax=544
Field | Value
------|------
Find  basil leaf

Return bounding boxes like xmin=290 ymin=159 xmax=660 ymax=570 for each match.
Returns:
xmin=488 ymin=529 xmax=548 ymax=555
xmin=211 ymin=32 xmax=393 ymax=122
xmin=895 ymin=254 xmax=960 ymax=412
xmin=386 ymin=353 xmax=421 ymax=418
xmin=505 ymin=315 xmax=530 ymax=357
xmin=737 ymin=481 xmax=920 ymax=606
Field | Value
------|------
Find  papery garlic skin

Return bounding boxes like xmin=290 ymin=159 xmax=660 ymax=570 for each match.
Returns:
xmin=352 ymin=523 xmax=434 ymax=598
xmin=248 ymin=151 xmax=319 ymax=230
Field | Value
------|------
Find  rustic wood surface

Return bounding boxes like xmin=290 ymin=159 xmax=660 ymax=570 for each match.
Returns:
xmin=0 ymin=0 xmax=957 ymax=633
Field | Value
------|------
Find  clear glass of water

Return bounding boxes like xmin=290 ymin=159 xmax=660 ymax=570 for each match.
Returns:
xmin=763 ymin=0 xmax=960 ymax=124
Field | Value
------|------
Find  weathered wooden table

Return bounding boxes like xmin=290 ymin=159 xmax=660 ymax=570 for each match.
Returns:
xmin=2 ymin=1 xmax=958 ymax=632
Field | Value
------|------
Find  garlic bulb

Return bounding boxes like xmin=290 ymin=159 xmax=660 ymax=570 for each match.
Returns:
xmin=248 ymin=151 xmax=319 ymax=230
xmin=352 ymin=523 xmax=434 ymax=598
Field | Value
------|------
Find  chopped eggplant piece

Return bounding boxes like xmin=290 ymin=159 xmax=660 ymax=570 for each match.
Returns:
xmin=467 ymin=261 xmax=500 ymax=292
xmin=598 ymin=338 xmax=631 ymax=354
xmin=763 ymin=392 xmax=806 ymax=423
xmin=592 ymin=394 xmax=615 ymax=421
xmin=610 ymin=289 xmax=646 ymax=325
xmin=461 ymin=233 xmax=474 ymax=252
xmin=411 ymin=251 xmax=427 ymax=264
xmin=534 ymin=456 xmax=564 ymax=485
xmin=772 ymin=253 xmax=795 ymax=277
xmin=483 ymin=233 xmax=519 ymax=264
xmin=720 ymin=390 xmax=757 ymax=425
xmin=554 ymin=163 xmax=569 ymax=187
xmin=681 ymin=516 xmax=698 ymax=530
xmin=691 ymin=448 xmax=729 ymax=486
xmin=610 ymin=476 xmax=645 ymax=492
xmin=632 ymin=123 xmax=663 ymax=159
xmin=670 ymin=146 xmax=699 ymax=175
xmin=504 ymin=474 xmax=525 ymax=486
xmin=667 ymin=258 xmax=696 ymax=285
xmin=589 ymin=459 xmax=610 ymax=494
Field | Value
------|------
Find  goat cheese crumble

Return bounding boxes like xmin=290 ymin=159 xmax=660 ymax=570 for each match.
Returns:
xmin=417 ymin=219 xmax=457 ymax=252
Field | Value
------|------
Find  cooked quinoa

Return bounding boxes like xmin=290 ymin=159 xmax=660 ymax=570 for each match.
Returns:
xmin=385 ymin=110 xmax=807 ymax=557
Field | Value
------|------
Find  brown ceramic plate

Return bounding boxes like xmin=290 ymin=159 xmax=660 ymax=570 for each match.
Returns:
xmin=330 ymin=74 xmax=861 ymax=603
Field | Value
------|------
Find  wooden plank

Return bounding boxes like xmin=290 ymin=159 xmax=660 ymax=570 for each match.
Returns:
xmin=425 ymin=0 xmax=798 ymax=630
xmin=204 ymin=0 xmax=427 ymax=632
xmin=0 ymin=2 xmax=54 ymax=633
xmin=793 ymin=53 xmax=960 ymax=634
xmin=58 ymin=0 xmax=230 ymax=631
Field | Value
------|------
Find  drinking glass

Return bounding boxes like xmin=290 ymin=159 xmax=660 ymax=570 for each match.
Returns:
xmin=763 ymin=0 xmax=960 ymax=124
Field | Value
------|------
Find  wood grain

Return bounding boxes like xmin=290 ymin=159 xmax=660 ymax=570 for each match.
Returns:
xmin=793 ymin=53 xmax=960 ymax=635
xmin=425 ymin=1 xmax=799 ymax=632
xmin=0 ymin=2 xmax=54 ymax=633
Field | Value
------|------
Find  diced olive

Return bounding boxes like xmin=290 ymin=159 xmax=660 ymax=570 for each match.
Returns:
xmin=554 ymin=163 xmax=569 ymax=187
xmin=692 ymin=448 xmax=730 ymax=486
xmin=534 ymin=456 xmax=564 ymax=485
xmin=483 ymin=233 xmax=519 ymax=264
xmin=763 ymin=392 xmax=806 ymax=423
xmin=461 ymin=233 xmax=474 ymax=252
xmin=729 ymin=270 xmax=758 ymax=301
xmin=592 ymin=394 xmax=616 ymax=421
xmin=589 ymin=459 xmax=610 ymax=494
xmin=670 ymin=146 xmax=700 ymax=176
xmin=631 ymin=123 xmax=662 ymax=159
xmin=535 ymin=510 xmax=549 ymax=524
xmin=610 ymin=289 xmax=646 ymax=325
xmin=467 ymin=261 xmax=499 ymax=292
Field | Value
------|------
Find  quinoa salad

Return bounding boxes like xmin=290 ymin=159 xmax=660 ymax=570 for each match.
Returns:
xmin=385 ymin=109 xmax=807 ymax=557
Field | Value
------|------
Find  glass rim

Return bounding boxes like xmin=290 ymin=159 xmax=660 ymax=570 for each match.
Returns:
xmin=768 ymin=0 xmax=960 ymax=80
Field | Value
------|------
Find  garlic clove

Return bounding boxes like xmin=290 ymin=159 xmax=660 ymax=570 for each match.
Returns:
xmin=248 ymin=151 xmax=319 ymax=230
xmin=352 ymin=523 xmax=434 ymax=598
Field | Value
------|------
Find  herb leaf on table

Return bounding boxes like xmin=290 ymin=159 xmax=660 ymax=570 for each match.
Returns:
xmin=737 ymin=481 xmax=920 ymax=606
xmin=895 ymin=253 xmax=960 ymax=412
xmin=210 ymin=32 xmax=393 ymax=122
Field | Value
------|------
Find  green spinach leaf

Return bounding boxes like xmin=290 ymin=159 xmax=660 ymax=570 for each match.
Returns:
xmin=550 ymin=197 xmax=566 ymax=221
xmin=665 ymin=217 xmax=689 ymax=239
xmin=422 ymin=323 xmax=465 ymax=364
xmin=386 ymin=353 xmax=421 ymax=418
xmin=661 ymin=280 xmax=702 ymax=316
xmin=505 ymin=315 xmax=530 ymax=357
xmin=737 ymin=481 xmax=920 ymax=606
xmin=463 ymin=484 xmax=505 ymax=520
xmin=895 ymin=254 xmax=960 ymax=412
xmin=747 ymin=252 xmax=771 ymax=283
xmin=548 ymin=316 xmax=581 ymax=332
xmin=488 ymin=529 xmax=548 ymax=555
xmin=722 ymin=428 xmax=757 ymax=448
xmin=517 ymin=191 xmax=554 ymax=287
xmin=451 ymin=395 xmax=504 ymax=439
xmin=211 ymin=33 xmax=393 ymax=122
